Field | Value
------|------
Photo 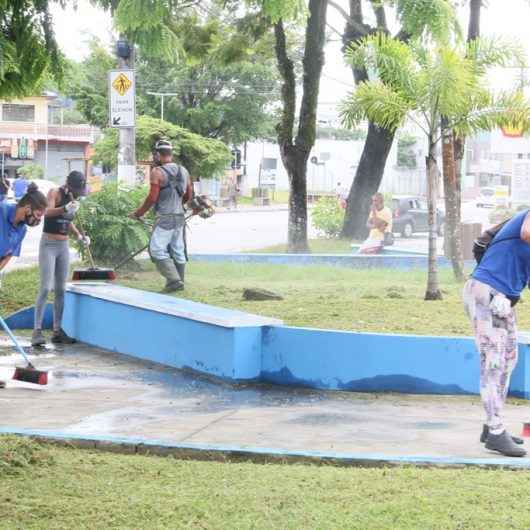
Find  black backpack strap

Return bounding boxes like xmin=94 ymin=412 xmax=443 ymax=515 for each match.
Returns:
xmin=159 ymin=165 xmax=184 ymax=197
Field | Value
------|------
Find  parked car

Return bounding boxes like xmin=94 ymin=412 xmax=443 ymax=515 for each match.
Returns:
xmin=391 ymin=195 xmax=445 ymax=238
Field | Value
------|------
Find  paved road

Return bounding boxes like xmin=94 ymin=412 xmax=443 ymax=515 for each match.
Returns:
xmin=5 ymin=201 xmax=492 ymax=271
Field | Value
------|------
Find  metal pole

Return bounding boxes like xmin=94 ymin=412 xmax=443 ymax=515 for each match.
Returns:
xmin=161 ymin=95 xmax=164 ymax=121
xmin=117 ymin=37 xmax=136 ymax=186
xmin=45 ymin=120 xmax=48 ymax=180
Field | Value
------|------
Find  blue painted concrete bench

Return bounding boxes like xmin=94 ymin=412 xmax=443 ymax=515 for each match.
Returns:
xmin=57 ymin=281 xmax=530 ymax=399
xmin=62 ymin=283 xmax=282 ymax=380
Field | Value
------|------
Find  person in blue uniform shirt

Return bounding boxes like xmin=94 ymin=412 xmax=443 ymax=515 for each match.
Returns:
xmin=0 ymin=183 xmax=47 ymax=387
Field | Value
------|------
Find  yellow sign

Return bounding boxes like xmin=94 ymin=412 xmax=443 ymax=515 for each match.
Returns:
xmin=502 ymin=125 xmax=524 ymax=138
xmin=112 ymin=73 xmax=132 ymax=96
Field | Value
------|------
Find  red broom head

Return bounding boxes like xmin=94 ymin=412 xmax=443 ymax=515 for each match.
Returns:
xmin=72 ymin=268 xmax=116 ymax=281
xmin=13 ymin=367 xmax=48 ymax=385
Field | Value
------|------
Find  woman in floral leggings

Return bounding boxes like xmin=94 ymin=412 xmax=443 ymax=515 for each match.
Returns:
xmin=464 ymin=209 xmax=530 ymax=457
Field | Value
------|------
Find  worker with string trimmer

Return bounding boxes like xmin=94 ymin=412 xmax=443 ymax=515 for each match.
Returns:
xmin=129 ymin=140 xmax=193 ymax=293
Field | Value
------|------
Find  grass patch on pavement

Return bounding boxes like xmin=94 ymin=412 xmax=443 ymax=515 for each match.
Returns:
xmin=3 ymin=260 xmax=528 ymax=336
xmin=1 ymin=438 xmax=530 ymax=530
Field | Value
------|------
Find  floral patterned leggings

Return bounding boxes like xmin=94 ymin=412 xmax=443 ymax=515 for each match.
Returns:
xmin=463 ymin=279 xmax=518 ymax=433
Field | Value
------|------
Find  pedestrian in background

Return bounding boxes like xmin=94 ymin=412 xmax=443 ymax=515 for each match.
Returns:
xmin=13 ymin=172 xmax=28 ymax=202
xmin=0 ymin=172 xmax=9 ymax=202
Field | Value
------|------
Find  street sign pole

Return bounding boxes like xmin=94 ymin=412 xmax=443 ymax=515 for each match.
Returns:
xmin=110 ymin=38 xmax=136 ymax=186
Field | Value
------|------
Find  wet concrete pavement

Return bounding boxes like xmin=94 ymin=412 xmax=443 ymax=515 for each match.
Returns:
xmin=1 ymin=335 xmax=530 ymax=462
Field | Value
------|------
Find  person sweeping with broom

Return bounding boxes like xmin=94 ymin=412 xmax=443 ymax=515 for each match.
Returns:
xmin=130 ymin=140 xmax=192 ymax=293
xmin=32 ymin=171 xmax=90 ymax=347
xmin=463 ymin=209 xmax=530 ymax=458
xmin=0 ymin=183 xmax=48 ymax=387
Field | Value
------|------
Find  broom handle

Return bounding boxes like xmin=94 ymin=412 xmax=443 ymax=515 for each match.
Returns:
xmin=68 ymin=192 xmax=96 ymax=269
xmin=75 ymin=214 xmax=96 ymax=269
xmin=0 ymin=315 xmax=32 ymax=367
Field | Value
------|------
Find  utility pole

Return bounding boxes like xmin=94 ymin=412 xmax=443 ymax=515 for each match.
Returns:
xmin=148 ymin=92 xmax=178 ymax=121
xmin=116 ymin=37 xmax=136 ymax=185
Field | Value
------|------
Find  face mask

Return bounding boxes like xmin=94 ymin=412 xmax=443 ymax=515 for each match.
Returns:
xmin=25 ymin=209 xmax=41 ymax=227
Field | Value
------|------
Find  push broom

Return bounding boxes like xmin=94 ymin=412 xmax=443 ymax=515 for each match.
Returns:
xmin=0 ymin=315 xmax=48 ymax=385
xmin=71 ymin=215 xmax=116 ymax=281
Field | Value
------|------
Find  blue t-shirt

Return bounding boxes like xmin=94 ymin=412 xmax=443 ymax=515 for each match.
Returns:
xmin=0 ymin=203 xmax=27 ymax=259
xmin=473 ymin=209 xmax=530 ymax=298
xmin=13 ymin=178 xmax=28 ymax=199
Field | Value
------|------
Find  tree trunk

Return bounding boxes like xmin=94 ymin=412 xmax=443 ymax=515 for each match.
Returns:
xmin=340 ymin=122 xmax=395 ymax=239
xmin=468 ymin=0 xmax=482 ymax=40
xmin=340 ymin=0 xmax=396 ymax=239
xmin=441 ymin=117 xmax=465 ymax=281
xmin=425 ymin=138 xmax=442 ymax=300
xmin=452 ymin=0 xmax=482 ymax=246
xmin=273 ymin=0 xmax=328 ymax=252
xmin=281 ymin=146 xmax=311 ymax=252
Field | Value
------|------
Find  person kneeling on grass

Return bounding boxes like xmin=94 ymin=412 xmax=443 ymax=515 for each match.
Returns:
xmin=359 ymin=193 xmax=393 ymax=254
xmin=32 ymin=171 xmax=90 ymax=347
xmin=463 ymin=210 xmax=530 ymax=457
xmin=0 ymin=184 xmax=48 ymax=387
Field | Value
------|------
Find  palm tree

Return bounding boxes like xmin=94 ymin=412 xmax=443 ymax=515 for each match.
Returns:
xmin=340 ymin=34 xmax=530 ymax=300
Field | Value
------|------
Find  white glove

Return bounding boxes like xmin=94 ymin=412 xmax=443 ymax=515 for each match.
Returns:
xmin=64 ymin=201 xmax=80 ymax=215
xmin=78 ymin=235 xmax=91 ymax=247
xmin=490 ymin=293 xmax=511 ymax=319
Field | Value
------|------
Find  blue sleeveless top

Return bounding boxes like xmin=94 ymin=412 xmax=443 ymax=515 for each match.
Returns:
xmin=473 ymin=209 xmax=530 ymax=298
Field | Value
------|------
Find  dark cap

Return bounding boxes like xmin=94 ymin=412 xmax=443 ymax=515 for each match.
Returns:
xmin=155 ymin=139 xmax=172 ymax=152
xmin=66 ymin=170 xmax=87 ymax=196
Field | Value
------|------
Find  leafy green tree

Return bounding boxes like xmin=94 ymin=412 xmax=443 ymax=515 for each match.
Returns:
xmin=66 ymin=41 xmax=116 ymax=129
xmin=242 ymin=0 xmax=327 ymax=252
xmin=136 ymin=14 xmax=280 ymax=144
xmin=330 ymin=0 xmax=459 ymax=240
xmin=93 ymin=115 xmax=231 ymax=178
xmin=341 ymin=34 xmax=530 ymax=299
xmin=0 ymin=0 xmax=64 ymax=98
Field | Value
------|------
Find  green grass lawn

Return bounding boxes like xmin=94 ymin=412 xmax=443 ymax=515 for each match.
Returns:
xmin=3 ymin=260 xmax=526 ymax=336
xmin=2 ymin=436 xmax=530 ymax=530
xmin=4 ymin=264 xmax=530 ymax=527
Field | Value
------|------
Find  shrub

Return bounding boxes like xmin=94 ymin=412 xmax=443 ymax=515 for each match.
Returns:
xmin=74 ymin=184 xmax=153 ymax=265
xmin=312 ymin=197 xmax=345 ymax=238
xmin=488 ymin=204 xmax=530 ymax=225
xmin=17 ymin=162 xmax=44 ymax=180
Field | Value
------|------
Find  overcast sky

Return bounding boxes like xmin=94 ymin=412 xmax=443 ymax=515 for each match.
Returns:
xmin=51 ymin=0 xmax=530 ymax=121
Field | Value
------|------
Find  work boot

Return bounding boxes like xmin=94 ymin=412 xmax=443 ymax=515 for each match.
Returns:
xmin=51 ymin=329 xmax=76 ymax=344
xmin=485 ymin=430 xmax=527 ymax=457
xmin=154 ymin=258 xmax=184 ymax=293
xmin=31 ymin=329 xmax=46 ymax=347
xmin=481 ymin=424 xmax=524 ymax=445
xmin=175 ymin=262 xmax=185 ymax=284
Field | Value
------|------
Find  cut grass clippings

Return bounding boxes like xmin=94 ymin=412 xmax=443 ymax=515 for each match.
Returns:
xmin=1 ymin=438 xmax=530 ymax=530
xmin=1 ymin=260 xmax=525 ymax=336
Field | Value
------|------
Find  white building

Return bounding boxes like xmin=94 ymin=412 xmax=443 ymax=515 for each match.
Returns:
xmin=240 ymin=132 xmax=427 ymax=198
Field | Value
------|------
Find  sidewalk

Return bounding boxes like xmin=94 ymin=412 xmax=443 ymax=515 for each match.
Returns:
xmin=1 ymin=335 xmax=528 ymax=467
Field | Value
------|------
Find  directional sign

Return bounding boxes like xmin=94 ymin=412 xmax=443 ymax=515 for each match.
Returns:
xmin=109 ymin=69 xmax=135 ymax=128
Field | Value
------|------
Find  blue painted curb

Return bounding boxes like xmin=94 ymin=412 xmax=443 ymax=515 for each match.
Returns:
xmin=2 ymin=427 xmax=530 ymax=469
xmin=4 ymin=304 xmax=52 ymax=330
xmin=190 ymin=252 xmax=476 ymax=271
